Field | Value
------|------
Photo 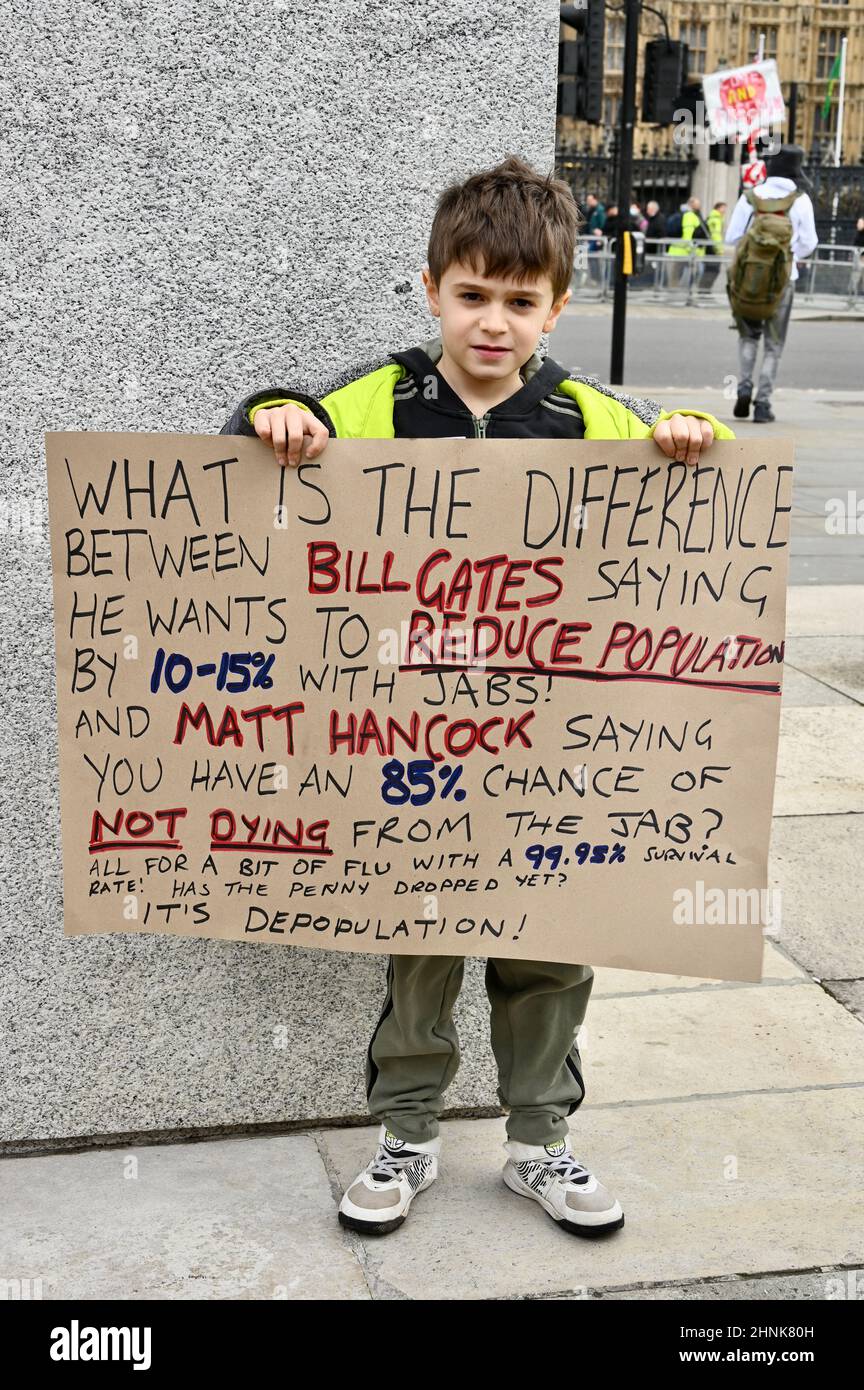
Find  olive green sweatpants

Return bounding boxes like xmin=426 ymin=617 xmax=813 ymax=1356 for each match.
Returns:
xmin=364 ymin=954 xmax=594 ymax=1146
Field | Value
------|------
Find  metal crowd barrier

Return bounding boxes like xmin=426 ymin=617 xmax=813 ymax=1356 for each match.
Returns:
xmin=570 ymin=236 xmax=864 ymax=308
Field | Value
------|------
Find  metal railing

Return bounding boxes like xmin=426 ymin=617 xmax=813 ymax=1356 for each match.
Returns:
xmin=570 ymin=236 xmax=864 ymax=309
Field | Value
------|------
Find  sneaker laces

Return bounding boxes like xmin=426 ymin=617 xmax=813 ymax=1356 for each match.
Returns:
xmin=537 ymin=1151 xmax=591 ymax=1186
xmin=367 ymin=1146 xmax=425 ymax=1183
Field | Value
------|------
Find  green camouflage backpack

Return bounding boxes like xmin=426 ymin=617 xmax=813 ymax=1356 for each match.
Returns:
xmin=727 ymin=188 xmax=803 ymax=321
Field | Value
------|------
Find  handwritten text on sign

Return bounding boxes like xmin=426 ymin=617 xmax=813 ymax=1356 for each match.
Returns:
xmin=45 ymin=435 xmax=792 ymax=982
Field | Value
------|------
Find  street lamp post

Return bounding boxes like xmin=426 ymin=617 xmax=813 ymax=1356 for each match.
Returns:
xmin=610 ymin=0 xmax=640 ymax=384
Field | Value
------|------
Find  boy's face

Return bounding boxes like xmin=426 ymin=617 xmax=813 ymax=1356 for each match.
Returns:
xmin=421 ymin=258 xmax=571 ymax=382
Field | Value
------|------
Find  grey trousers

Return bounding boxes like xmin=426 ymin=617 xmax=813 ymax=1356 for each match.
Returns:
xmin=364 ymin=953 xmax=594 ymax=1146
xmin=736 ymin=281 xmax=795 ymax=404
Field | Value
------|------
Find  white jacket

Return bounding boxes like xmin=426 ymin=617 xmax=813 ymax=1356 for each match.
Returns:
xmin=725 ymin=177 xmax=819 ymax=282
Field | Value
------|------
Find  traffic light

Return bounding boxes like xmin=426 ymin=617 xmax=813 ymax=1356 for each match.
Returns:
xmin=558 ymin=2 xmax=606 ymax=125
xmin=642 ymin=39 xmax=688 ymax=125
xmin=710 ymin=140 xmax=736 ymax=163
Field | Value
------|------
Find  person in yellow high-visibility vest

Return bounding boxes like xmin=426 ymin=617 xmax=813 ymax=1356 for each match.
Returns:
xmin=667 ymin=196 xmax=706 ymax=287
xmin=700 ymin=201 xmax=728 ymax=292
xmin=707 ymin=201 xmax=727 ymax=245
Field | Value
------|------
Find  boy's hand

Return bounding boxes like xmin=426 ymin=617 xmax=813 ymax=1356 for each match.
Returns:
xmin=253 ymin=404 xmax=330 ymax=467
xmin=652 ymin=413 xmax=715 ymax=467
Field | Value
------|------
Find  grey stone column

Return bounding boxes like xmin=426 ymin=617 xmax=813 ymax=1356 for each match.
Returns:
xmin=1 ymin=0 xmax=560 ymax=1148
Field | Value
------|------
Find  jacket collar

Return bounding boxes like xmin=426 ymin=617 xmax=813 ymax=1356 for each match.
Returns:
xmin=389 ymin=335 xmax=567 ymax=417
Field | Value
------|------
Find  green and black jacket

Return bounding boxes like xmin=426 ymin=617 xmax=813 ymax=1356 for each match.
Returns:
xmin=220 ymin=335 xmax=734 ymax=443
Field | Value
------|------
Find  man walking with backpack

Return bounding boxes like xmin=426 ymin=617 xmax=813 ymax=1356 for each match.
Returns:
xmin=725 ymin=145 xmax=818 ymax=422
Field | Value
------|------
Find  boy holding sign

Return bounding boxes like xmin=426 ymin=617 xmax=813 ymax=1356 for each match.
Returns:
xmin=222 ymin=156 xmax=733 ymax=1239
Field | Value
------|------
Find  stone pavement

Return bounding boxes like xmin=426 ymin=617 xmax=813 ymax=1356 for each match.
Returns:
xmin=2 ymin=394 xmax=862 ymax=1301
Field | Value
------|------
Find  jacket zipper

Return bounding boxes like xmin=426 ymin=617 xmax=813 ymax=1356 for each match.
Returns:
xmin=472 ymin=412 xmax=491 ymax=438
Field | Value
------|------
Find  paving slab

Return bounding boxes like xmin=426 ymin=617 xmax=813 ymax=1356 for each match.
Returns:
xmin=773 ymin=707 xmax=864 ymax=816
xmin=320 ymin=1089 xmax=864 ymax=1299
xmin=823 ymin=982 xmax=864 ymax=1023
xmin=785 ymin=586 xmax=864 ymax=637
xmin=574 ymin=973 xmax=864 ymax=1106
xmin=590 ymin=940 xmax=806 ymax=1000
xmin=789 ymin=556 xmax=864 ymax=585
xmin=790 ymin=536 xmax=864 ymax=558
xmin=0 ymin=1134 xmax=370 ymax=1300
xmin=791 ymin=515 xmax=837 ymax=537
xmin=791 ymin=490 xmax=840 ymax=518
xmin=768 ymin=815 xmax=864 ymax=981
xmin=791 ymin=466 xmax=864 ymax=490
xmin=784 ymin=636 xmax=864 ymax=704
xmin=780 ymin=663 xmax=856 ymax=707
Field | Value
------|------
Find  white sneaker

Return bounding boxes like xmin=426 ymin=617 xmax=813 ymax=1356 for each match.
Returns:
xmin=502 ymin=1135 xmax=624 ymax=1237
xmin=338 ymin=1124 xmax=440 ymax=1235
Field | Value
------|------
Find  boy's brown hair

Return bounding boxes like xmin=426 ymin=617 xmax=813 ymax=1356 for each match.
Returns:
xmin=426 ymin=154 xmax=583 ymax=304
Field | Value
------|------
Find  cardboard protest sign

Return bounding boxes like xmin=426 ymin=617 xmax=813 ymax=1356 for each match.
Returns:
xmin=45 ymin=433 xmax=792 ymax=982
xmin=702 ymin=59 xmax=786 ymax=141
